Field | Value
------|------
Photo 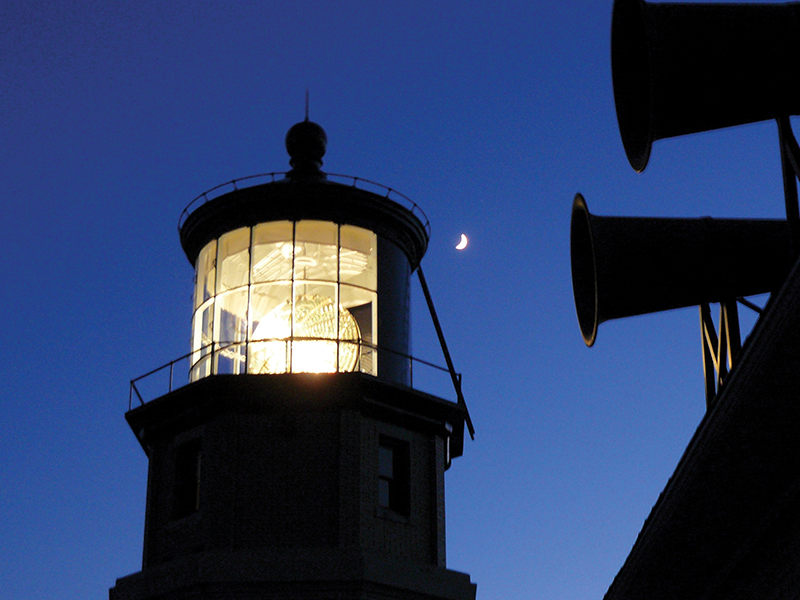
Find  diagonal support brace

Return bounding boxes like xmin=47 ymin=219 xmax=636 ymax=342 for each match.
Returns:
xmin=417 ymin=265 xmax=475 ymax=439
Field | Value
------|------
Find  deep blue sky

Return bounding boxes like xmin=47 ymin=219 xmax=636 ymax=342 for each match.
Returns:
xmin=1 ymin=1 xmax=792 ymax=598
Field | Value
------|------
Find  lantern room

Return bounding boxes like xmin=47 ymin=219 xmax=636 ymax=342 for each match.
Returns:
xmin=190 ymin=219 xmax=377 ymax=378
xmin=178 ymin=120 xmax=429 ymax=385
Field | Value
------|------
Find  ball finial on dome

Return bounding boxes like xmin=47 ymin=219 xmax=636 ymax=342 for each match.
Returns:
xmin=285 ymin=120 xmax=327 ymax=175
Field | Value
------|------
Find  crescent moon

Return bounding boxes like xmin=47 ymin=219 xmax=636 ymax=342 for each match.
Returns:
xmin=455 ymin=234 xmax=468 ymax=250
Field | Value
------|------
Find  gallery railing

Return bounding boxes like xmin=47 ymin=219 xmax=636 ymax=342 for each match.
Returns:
xmin=178 ymin=172 xmax=431 ymax=238
xmin=128 ymin=339 xmax=460 ymax=411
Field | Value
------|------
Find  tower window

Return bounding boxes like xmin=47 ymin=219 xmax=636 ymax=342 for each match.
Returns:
xmin=173 ymin=439 xmax=202 ymax=519
xmin=378 ymin=437 xmax=410 ymax=516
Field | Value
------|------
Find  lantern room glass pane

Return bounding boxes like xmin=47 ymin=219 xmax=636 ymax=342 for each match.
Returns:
xmin=249 ymin=282 xmax=293 ymax=338
xmin=290 ymin=282 xmax=350 ymax=373
xmin=217 ymin=227 xmax=250 ymax=293
xmin=340 ymin=225 xmax=376 ymax=290
xmin=248 ymin=282 xmax=292 ymax=374
xmin=252 ymin=221 xmax=293 ymax=283
xmin=192 ymin=301 xmax=214 ymax=347
xmin=341 ymin=285 xmax=376 ymax=376
xmin=294 ymin=221 xmax=338 ymax=282
xmin=190 ymin=299 xmax=214 ymax=382
xmin=214 ymin=290 xmax=248 ymax=340
xmin=194 ymin=240 xmax=217 ymax=309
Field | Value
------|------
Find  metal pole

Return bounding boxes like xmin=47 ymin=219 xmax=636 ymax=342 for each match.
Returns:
xmin=778 ymin=116 xmax=800 ymax=257
xmin=417 ymin=265 xmax=475 ymax=439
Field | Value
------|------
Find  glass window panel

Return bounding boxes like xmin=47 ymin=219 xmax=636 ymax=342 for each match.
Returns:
xmin=292 ymin=282 xmax=338 ymax=341
xmin=250 ymin=338 xmax=290 ymax=374
xmin=190 ymin=301 xmax=214 ymax=381
xmin=252 ymin=221 xmax=293 ymax=283
xmin=295 ymin=221 xmax=338 ymax=282
xmin=217 ymin=227 xmax=251 ymax=292
xmin=249 ymin=282 xmax=293 ymax=339
xmin=336 ymin=340 xmax=361 ymax=373
xmin=216 ymin=343 xmax=247 ymax=375
xmin=379 ymin=444 xmax=394 ymax=478
xmin=378 ymin=479 xmax=390 ymax=508
xmin=192 ymin=300 xmax=215 ymax=350
xmin=190 ymin=355 xmax=212 ymax=382
xmin=341 ymin=286 xmax=376 ymax=375
xmin=296 ymin=220 xmax=337 ymax=245
xmin=194 ymin=240 xmax=217 ymax=309
xmin=248 ymin=282 xmax=292 ymax=375
xmin=340 ymin=226 xmax=376 ymax=290
xmin=357 ymin=344 xmax=376 ymax=376
xmin=214 ymin=290 xmax=248 ymax=345
xmin=291 ymin=338 xmax=338 ymax=373
xmin=173 ymin=440 xmax=202 ymax=518
xmin=214 ymin=288 xmax=247 ymax=375
xmin=378 ymin=438 xmax=410 ymax=515
xmin=339 ymin=285 xmax=375 ymax=312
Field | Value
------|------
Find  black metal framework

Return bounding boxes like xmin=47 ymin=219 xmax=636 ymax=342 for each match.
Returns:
xmin=700 ymin=117 xmax=800 ymax=407
xmin=699 ymin=300 xmax=741 ymax=408
xmin=778 ymin=117 xmax=800 ymax=255
xmin=417 ymin=265 xmax=475 ymax=440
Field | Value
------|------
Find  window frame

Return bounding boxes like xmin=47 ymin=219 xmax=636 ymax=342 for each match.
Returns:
xmin=173 ymin=439 xmax=202 ymax=520
xmin=378 ymin=436 xmax=410 ymax=517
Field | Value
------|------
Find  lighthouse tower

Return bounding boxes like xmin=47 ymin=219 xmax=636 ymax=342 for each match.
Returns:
xmin=110 ymin=120 xmax=476 ymax=600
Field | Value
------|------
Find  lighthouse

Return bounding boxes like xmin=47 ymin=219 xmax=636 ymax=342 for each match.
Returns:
xmin=110 ymin=120 xmax=476 ymax=600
